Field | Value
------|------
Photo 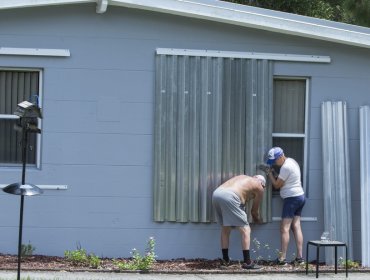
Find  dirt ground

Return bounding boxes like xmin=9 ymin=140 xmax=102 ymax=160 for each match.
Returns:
xmin=0 ymin=254 xmax=364 ymax=273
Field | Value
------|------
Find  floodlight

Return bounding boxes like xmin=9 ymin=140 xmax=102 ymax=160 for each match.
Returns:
xmin=14 ymin=100 xmax=42 ymax=119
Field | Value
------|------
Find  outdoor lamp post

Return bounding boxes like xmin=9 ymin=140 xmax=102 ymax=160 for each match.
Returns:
xmin=3 ymin=100 xmax=43 ymax=280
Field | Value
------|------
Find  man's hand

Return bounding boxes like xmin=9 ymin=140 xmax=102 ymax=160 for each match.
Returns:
xmin=251 ymin=209 xmax=262 ymax=224
xmin=252 ymin=216 xmax=262 ymax=224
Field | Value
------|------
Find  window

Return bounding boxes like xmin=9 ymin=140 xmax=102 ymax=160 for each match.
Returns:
xmin=154 ymin=54 xmax=273 ymax=223
xmin=0 ymin=70 xmax=41 ymax=167
xmin=272 ymin=78 xmax=308 ymax=190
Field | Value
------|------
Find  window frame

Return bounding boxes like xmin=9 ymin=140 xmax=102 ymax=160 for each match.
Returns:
xmin=0 ymin=67 xmax=43 ymax=169
xmin=272 ymin=76 xmax=309 ymax=193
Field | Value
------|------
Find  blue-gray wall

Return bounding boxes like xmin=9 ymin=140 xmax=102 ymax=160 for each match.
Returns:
xmin=0 ymin=3 xmax=369 ymax=261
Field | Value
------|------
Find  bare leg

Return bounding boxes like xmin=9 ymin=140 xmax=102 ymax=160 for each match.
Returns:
xmin=221 ymin=226 xmax=232 ymax=249
xmin=291 ymin=216 xmax=303 ymax=258
xmin=238 ymin=225 xmax=251 ymax=250
xmin=280 ymin=218 xmax=293 ymax=260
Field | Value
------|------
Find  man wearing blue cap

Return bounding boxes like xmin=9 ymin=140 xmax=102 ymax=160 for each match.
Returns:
xmin=264 ymin=147 xmax=306 ymax=265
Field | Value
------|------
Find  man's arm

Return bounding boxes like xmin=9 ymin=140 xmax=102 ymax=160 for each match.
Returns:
xmin=251 ymin=187 xmax=264 ymax=223
xmin=267 ymin=172 xmax=285 ymax=189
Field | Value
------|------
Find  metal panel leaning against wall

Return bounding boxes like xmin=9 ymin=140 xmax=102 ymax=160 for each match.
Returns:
xmin=360 ymin=105 xmax=370 ymax=267
xmin=321 ymin=101 xmax=353 ymax=263
xmin=153 ymin=54 xmax=273 ymax=223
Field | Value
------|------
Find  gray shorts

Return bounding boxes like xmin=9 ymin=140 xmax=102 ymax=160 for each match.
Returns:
xmin=212 ymin=188 xmax=249 ymax=227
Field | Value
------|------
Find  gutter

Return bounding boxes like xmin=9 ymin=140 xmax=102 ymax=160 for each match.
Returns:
xmin=96 ymin=0 xmax=108 ymax=13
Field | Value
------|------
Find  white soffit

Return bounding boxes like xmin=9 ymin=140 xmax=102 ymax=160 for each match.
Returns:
xmin=1 ymin=0 xmax=370 ymax=49
xmin=156 ymin=48 xmax=331 ymax=63
xmin=0 ymin=47 xmax=70 ymax=57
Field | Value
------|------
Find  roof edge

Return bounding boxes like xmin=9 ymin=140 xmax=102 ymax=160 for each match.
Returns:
xmin=110 ymin=0 xmax=370 ymax=49
xmin=1 ymin=0 xmax=370 ymax=49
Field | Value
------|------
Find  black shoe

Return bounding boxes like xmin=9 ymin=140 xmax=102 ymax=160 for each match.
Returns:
xmin=293 ymin=257 xmax=305 ymax=265
xmin=242 ymin=262 xmax=262 ymax=270
xmin=275 ymin=258 xmax=288 ymax=265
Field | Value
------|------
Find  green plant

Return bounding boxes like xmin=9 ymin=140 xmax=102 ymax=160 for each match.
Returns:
xmin=339 ymin=257 xmax=360 ymax=269
xmin=251 ymin=238 xmax=275 ymax=263
xmin=64 ymin=245 xmax=101 ymax=268
xmin=88 ymin=253 xmax=101 ymax=269
xmin=64 ymin=248 xmax=88 ymax=265
xmin=115 ymin=237 xmax=156 ymax=271
xmin=21 ymin=241 xmax=36 ymax=257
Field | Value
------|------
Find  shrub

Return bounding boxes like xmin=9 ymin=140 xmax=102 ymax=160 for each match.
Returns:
xmin=21 ymin=242 xmax=36 ymax=257
xmin=88 ymin=253 xmax=101 ymax=269
xmin=64 ymin=246 xmax=101 ymax=268
xmin=339 ymin=257 xmax=360 ymax=269
xmin=115 ymin=237 xmax=156 ymax=271
xmin=251 ymin=238 xmax=276 ymax=263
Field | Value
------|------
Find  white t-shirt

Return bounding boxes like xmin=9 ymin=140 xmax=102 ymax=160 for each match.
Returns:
xmin=278 ymin=157 xmax=304 ymax=199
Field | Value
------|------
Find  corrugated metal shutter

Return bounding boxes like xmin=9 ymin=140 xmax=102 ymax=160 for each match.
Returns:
xmin=321 ymin=101 xmax=353 ymax=263
xmin=154 ymin=55 xmax=272 ymax=223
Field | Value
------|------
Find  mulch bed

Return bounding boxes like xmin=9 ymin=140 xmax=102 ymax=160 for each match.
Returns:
xmin=0 ymin=255 xmax=368 ymax=274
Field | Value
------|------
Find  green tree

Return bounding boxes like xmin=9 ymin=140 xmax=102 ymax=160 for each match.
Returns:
xmin=225 ymin=0 xmax=370 ymax=27
xmin=343 ymin=0 xmax=370 ymax=27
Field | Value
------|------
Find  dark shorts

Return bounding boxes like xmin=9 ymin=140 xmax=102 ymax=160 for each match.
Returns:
xmin=282 ymin=195 xmax=306 ymax=219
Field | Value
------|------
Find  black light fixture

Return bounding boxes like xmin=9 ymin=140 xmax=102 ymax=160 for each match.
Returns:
xmin=3 ymin=100 xmax=43 ymax=280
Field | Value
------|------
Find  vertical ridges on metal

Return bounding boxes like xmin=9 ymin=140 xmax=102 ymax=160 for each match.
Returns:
xmin=154 ymin=54 xmax=273 ymax=223
xmin=360 ymin=106 xmax=370 ymax=267
xmin=321 ymin=101 xmax=353 ymax=263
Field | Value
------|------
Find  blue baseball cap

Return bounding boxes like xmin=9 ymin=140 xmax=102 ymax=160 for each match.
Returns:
xmin=266 ymin=147 xmax=284 ymax=165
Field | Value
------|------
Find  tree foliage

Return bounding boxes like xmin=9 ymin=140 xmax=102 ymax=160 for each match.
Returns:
xmin=343 ymin=0 xmax=370 ymax=27
xmin=225 ymin=0 xmax=370 ymax=27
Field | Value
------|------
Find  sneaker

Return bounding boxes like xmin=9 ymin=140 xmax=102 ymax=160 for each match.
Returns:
xmin=242 ymin=262 xmax=262 ymax=270
xmin=294 ymin=257 xmax=305 ymax=265
xmin=275 ymin=258 xmax=288 ymax=265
